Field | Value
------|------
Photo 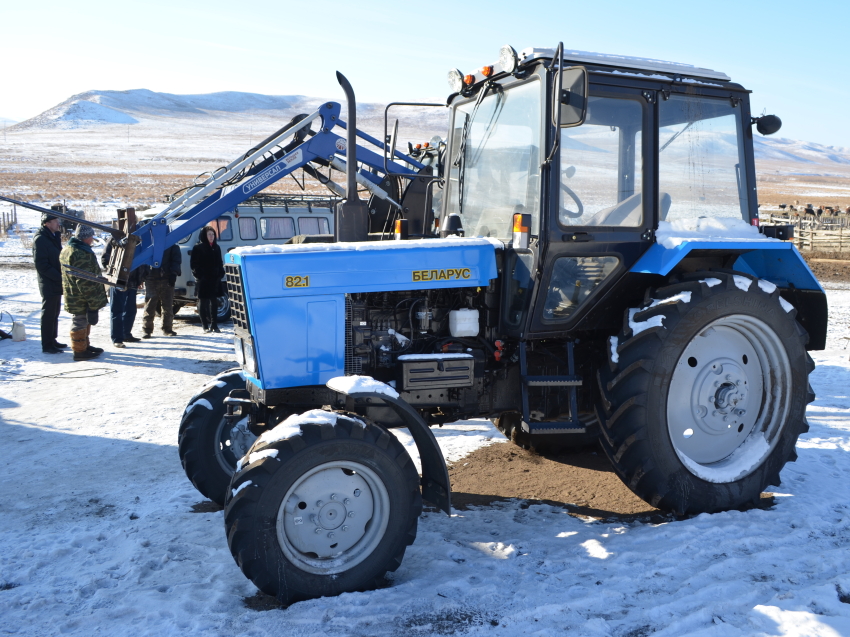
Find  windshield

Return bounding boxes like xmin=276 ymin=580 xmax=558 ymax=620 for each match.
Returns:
xmin=445 ymin=80 xmax=541 ymax=240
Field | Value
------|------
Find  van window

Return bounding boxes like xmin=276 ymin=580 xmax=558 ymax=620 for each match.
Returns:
xmin=210 ymin=216 xmax=233 ymax=241
xmin=261 ymin=217 xmax=296 ymax=239
xmin=298 ymin=217 xmax=330 ymax=235
xmin=239 ymin=216 xmax=258 ymax=240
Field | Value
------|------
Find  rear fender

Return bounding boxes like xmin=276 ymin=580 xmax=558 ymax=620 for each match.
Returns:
xmin=327 ymin=378 xmax=451 ymax=515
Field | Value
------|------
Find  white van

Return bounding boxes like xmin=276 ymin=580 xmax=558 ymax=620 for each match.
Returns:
xmin=173 ymin=194 xmax=336 ymax=320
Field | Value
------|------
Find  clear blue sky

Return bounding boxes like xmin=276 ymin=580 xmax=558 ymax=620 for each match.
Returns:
xmin=2 ymin=0 xmax=848 ymax=147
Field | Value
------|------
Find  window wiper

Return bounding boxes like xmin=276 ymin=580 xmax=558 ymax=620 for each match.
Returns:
xmin=659 ymin=121 xmax=693 ymax=153
xmin=453 ymin=83 xmax=492 ymax=216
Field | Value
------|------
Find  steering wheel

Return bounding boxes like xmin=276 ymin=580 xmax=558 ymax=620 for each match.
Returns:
xmin=561 ymin=184 xmax=584 ymax=219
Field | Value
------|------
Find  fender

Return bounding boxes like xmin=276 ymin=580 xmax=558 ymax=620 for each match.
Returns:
xmin=327 ymin=377 xmax=451 ymax=515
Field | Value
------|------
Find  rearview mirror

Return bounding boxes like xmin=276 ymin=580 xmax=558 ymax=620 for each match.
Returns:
xmin=556 ymin=66 xmax=588 ymax=128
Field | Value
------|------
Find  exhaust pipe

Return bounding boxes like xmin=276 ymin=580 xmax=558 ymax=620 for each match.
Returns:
xmin=333 ymin=72 xmax=370 ymax=242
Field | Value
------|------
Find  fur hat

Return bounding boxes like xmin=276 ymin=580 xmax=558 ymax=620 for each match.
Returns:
xmin=74 ymin=224 xmax=95 ymax=240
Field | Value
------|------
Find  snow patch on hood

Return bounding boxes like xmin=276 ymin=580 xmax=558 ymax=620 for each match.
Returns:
xmin=656 ymin=218 xmax=774 ymax=249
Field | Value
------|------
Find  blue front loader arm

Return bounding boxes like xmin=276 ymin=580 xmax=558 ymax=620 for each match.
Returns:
xmin=128 ymin=101 xmax=422 ymax=270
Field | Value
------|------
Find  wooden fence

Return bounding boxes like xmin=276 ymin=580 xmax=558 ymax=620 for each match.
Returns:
xmin=762 ymin=214 xmax=850 ymax=252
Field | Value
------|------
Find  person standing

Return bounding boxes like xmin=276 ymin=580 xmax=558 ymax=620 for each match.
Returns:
xmin=59 ymin=224 xmax=108 ymax=361
xmin=33 ymin=212 xmax=67 ymax=354
xmin=101 ymin=232 xmax=144 ymax=348
xmin=141 ymin=242 xmax=182 ymax=338
xmin=191 ymin=225 xmax=224 ymax=333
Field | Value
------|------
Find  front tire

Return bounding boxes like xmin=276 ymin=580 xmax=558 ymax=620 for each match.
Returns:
xmin=598 ymin=271 xmax=814 ymax=515
xmin=224 ymin=411 xmax=421 ymax=604
xmin=178 ymin=369 xmax=255 ymax=505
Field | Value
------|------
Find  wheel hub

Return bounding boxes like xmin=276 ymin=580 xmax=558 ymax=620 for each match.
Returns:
xmin=279 ymin=464 xmax=384 ymax=562
xmin=229 ymin=419 xmax=256 ymax=459
xmin=668 ymin=321 xmax=770 ymax=466
xmin=690 ymin=357 xmax=750 ymax=436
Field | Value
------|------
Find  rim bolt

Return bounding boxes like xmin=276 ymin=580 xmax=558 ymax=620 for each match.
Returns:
xmin=316 ymin=500 xmax=324 ymax=507
xmin=714 ymin=381 xmax=720 ymax=387
xmin=342 ymin=525 xmax=349 ymax=531
xmin=723 ymin=416 xmax=729 ymax=422
xmin=348 ymin=511 xmax=355 ymax=518
xmin=726 ymin=374 xmax=732 ymax=381
xmin=712 ymin=411 xmax=719 ymax=417
xmin=344 ymin=498 xmax=351 ymax=505
xmin=354 ymin=489 xmax=361 ymax=497
xmin=328 ymin=532 xmax=335 ymax=538
xmin=314 ymin=528 xmax=322 ymax=534
xmin=330 ymin=493 xmax=336 ymax=500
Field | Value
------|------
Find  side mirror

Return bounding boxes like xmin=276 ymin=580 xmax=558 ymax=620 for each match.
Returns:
xmin=754 ymin=114 xmax=782 ymax=136
xmin=556 ymin=66 xmax=588 ymax=128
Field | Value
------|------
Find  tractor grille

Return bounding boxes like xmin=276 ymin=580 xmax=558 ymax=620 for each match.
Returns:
xmin=225 ymin=264 xmax=249 ymax=332
xmin=344 ymin=296 xmax=362 ymax=375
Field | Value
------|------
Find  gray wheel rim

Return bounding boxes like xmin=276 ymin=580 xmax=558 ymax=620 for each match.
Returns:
xmin=276 ymin=461 xmax=390 ymax=575
xmin=213 ymin=416 xmax=255 ymax=476
xmin=667 ymin=314 xmax=792 ymax=483
xmin=216 ymin=295 xmax=230 ymax=320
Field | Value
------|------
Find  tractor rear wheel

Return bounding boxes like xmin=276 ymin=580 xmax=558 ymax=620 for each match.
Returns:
xmin=597 ymin=271 xmax=814 ymax=515
xmin=178 ymin=369 xmax=255 ymax=505
xmin=224 ymin=411 xmax=421 ymax=604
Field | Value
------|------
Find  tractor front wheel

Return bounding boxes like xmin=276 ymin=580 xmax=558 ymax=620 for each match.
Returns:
xmin=224 ymin=411 xmax=422 ymax=604
xmin=178 ymin=369 xmax=255 ymax=505
xmin=598 ymin=271 xmax=814 ymax=515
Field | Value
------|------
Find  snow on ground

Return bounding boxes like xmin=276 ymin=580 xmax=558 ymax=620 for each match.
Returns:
xmin=2 ymin=262 xmax=850 ymax=636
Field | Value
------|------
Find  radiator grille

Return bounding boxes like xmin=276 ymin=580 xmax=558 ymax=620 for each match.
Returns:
xmin=344 ymin=296 xmax=362 ymax=375
xmin=225 ymin=264 xmax=249 ymax=331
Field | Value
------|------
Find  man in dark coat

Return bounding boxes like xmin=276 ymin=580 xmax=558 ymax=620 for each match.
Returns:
xmin=33 ymin=212 xmax=67 ymax=354
xmin=190 ymin=225 xmax=224 ymax=332
xmin=101 ymin=233 xmax=144 ymax=347
xmin=141 ymin=243 xmax=182 ymax=337
xmin=60 ymin=224 xmax=108 ymax=361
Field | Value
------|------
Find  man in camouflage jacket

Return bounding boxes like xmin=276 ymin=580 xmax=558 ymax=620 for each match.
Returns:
xmin=60 ymin=224 xmax=108 ymax=361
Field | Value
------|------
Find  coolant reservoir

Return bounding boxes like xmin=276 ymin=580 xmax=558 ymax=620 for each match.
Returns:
xmin=449 ymin=309 xmax=479 ymax=337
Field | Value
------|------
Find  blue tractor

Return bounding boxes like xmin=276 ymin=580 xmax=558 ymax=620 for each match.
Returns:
xmin=7 ymin=44 xmax=826 ymax=603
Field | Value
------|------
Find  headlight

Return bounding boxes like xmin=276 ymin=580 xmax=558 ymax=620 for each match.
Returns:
xmin=447 ymin=68 xmax=464 ymax=94
xmin=499 ymin=45 xmax=518 ymax=74
xmin=243 ymin=339 xmax=257 ymax=376
xmin=233 ymin=336 xmax=245 ymax=365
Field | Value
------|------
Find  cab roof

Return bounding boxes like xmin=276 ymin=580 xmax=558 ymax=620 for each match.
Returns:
xmin=519 ymin=47 xmax=731 ymax=82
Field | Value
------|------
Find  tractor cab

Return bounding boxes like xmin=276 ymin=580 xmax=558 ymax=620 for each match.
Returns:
xmin=442 ymin=45 xmax=766 ymax=338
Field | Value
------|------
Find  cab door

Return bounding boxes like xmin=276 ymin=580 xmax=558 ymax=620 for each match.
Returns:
xmin=529 ymin=85 xmax=656 ymax=336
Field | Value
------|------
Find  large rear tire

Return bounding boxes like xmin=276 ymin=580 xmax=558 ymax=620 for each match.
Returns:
xmin=224 ymin=411 xmax=421 ymax=604
xmin=597 ymin=271 xmax=814 ymax=515
xmin=178 ymin=369 xmax=255 ymax=505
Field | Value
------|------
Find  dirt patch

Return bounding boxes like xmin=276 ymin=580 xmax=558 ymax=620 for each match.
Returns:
xmin=447 ymin=443 xmax=661 ymax=521
xmin=243 ymin=591 xmax=285 ymax=611
xmin=447 ymin=442 xmax=775 ymax=521
xmin=800 ymin=252 xmax=850 ymax=283
xmin=190 ymin=501 xmax=222 ymax=513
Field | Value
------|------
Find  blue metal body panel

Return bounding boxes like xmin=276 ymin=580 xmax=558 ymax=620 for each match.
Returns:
xmin=630 ymin=241 xmax=823 ymax=292
xmin=232 ymin=240 xmax=499 ymax=390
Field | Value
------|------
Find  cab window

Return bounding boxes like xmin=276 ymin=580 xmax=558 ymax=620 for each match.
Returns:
xmin=261 ymin=217 xmax=295 ymax=239
xmin=559 ymin=95 xmax=644 ymax=227
xmin=658 ymin=94 xmax=749 ymax=221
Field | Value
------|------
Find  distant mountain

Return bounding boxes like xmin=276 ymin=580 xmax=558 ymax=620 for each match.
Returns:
xmin=10 ymin=89 xmax=850 ymax=170
xmin=753 ymin=136 xmax=850 ymax=167
xmin=8 ymin=88 xmax=446 ymax=134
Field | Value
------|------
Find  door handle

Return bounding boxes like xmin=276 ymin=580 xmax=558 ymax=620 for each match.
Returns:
xmin=563 ymin=232 xmax=592 ymax=242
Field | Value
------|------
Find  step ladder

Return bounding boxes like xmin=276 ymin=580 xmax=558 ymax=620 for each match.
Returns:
xmin=519 ymin=341 xmax=585 ymax=434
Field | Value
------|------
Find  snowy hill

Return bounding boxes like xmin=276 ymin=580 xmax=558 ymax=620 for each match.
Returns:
xmin=9 ymin=88 xmax=445 ymax=133
xmin=753 ymin=136 xmax=850 ymax=167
